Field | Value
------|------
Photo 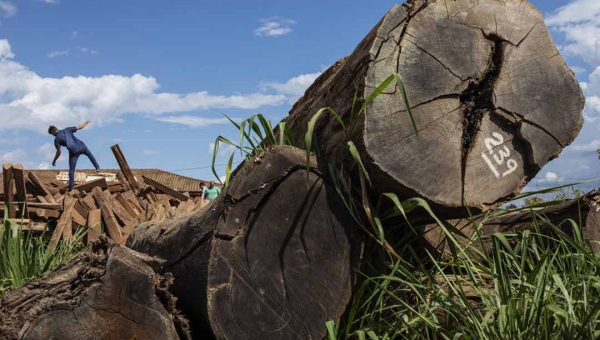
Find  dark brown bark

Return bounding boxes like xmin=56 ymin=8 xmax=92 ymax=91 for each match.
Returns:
xmin=418 ymin=191 xmax=600 ymax=257
xmin=0 ymin=239 xmax=191 ymax=340
xmin=127 ymin=145 xmax=361 ymax=340
xmin=284 ymin=0 xmax=584 ymax=217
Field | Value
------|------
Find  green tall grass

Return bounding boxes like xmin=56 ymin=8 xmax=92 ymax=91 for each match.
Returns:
xmin=211 ymin=73 xmax=600 ymax=339
xmin=0 ymin=212 xmax=86 ymax=299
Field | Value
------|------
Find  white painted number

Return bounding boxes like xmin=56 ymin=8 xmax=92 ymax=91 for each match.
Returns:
xmin=482 ymin=132 xmax=518 ymax=178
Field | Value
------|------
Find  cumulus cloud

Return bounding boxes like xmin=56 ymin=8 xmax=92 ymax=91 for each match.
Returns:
xmin=38 ymin=142 xmax=56 ymax=160
xmin=259 ymin=72 xmax=321 ymax=102
xmin=570 ymin=139 xmax=600 ymax=152
xmin=0 ymin=1 xmax=17 ymax=18
xmin=546 ymin=0 xmax=600 ymax=64
xmin=0 ymin=149 xmax=26 ymax=164
xmin=255 ymin=17 xmax=295 ymax=37
xmin=155 ymin=116 xmax=234 ymax=128
xmin=34 ymin=0 xmax=57 ymax=4
xmin=580 ymin=66 xmax=600 ymax=121
xmin=78 ymin=47 xmax=98 ymax=55
xmin=47 ymin=50 xmax=69 ymax=58
xmin=0 ymin=39 xmax=288 ymax=133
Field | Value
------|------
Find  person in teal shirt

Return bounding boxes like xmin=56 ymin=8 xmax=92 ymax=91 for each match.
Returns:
xmin=202 ymin=181 xmax=221 ymax=201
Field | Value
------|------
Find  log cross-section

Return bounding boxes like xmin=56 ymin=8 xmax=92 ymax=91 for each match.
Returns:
xmin=111 ymin=144 xmax=139 ymax=191
xmin=143 ymin=175 xmax=189 ymax=202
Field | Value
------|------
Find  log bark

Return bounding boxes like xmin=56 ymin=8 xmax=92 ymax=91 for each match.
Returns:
xmin=284 ymin=0 xmax=584 ymax=216
xmin=418 ymin=191 xmax=600 ymax=257
xmin=127 ymin=145 xmax=361 ymax=340
xmin=0 ymin=239 xmax=191 ymax=340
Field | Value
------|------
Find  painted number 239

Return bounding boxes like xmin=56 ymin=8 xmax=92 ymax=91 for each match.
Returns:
xmin=481 ymin=132 xmax=518 ymax=178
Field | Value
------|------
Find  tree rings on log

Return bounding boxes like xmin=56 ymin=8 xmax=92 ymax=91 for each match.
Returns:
xmin=285 ymin=0 xmax=584 ymax=216
xmin=0 ymin=239 xmax=190 ymax=340
xmin=128 ymin=145 xmax=361 ymax=339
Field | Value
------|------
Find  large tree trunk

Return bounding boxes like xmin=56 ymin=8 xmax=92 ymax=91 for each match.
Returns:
xmin=285 ymin=0 xmax=584 ymax=216
xmin=0 ymin=239 xmax=191 ymax=340
xmin=127 ymin=145 xmax=361 ymax=339
xmin=418 ymin=191 xmax=600 ymax=257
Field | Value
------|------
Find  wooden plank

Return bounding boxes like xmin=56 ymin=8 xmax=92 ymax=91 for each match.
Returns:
xmin=110 ymin=196 xmax=133 ymax=226
xmin=29 ymin=208 xmax=60 ymax=219
xmin=44 ymin=194 xmax=57 ymax=204
xmin=3 ymin=163 xmax=16 ymax=219
xmin=73 ymin=178 xmax=107 ymax=193
xmin=12 ymin=164 xmax=28 ymax=219
xmin=86 ymin=209 xmax=102 ymax=245
xmin=116 ymin=171 xmax=131 ymax=192
xmin=115 ymin=194 xmax=139 ymax=219
xmin=26 ymin=202 xmax=61 ymax=209
xmin=71 ymin=208 xmax=87 ymax=227
xmin=28 ymin=172 xmax=53 ymax=197
xmin=123 ymin=191 xmax=143 ymax=212
xmin=48 ymin=195 xmax=75 ymax=252
xmin=110 ymin=144 xmax=139 ymax=191
xmin=36 ymin=195 xmax=48 ymax=203
xmin=21 ymin=221 xmax=48 ymax=232
xmin=74 ymin=200 xmax=89 ymax=220
xmin=82 ymin=195 xmax=98 ymax=210
xmin=91 ymin=187 xmax=122 ymax=243
xmin=107 ymin=184 xmax=124 ymax=193
xmin=50 ymin=180 xmax=68 ymax=190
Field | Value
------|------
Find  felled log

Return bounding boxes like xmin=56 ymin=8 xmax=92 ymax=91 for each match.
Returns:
xmin=127 ymin=145 xmax=361 ymax=339
xmin=284 ymin=0 xmax=584 ymax=216
xmin=419 ymin=191 xmax=600 ymax=257
xmin=0 ymin=239 xmax=191 ymax=340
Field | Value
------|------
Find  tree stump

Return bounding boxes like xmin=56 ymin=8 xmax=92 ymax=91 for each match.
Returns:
xmin=127 ymin=145 xmax=361 ymax=339
xmin=0 ymin=239 xmax=191 ymax=340
xmin=418 ymin=191 xmax=600 ymax=257
xmin=285 ymin=0 xmax=584 ymax=216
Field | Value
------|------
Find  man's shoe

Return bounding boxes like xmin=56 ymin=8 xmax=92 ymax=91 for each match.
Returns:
xmin=95 ymin=169 xmax=101 ymax=173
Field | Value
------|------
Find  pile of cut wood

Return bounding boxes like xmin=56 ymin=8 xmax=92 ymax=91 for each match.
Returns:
xmin=1 ymin=144 xmax=207 ymax=247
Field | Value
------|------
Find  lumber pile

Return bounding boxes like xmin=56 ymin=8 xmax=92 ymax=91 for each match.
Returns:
xmin=1 ymin=144 xmax=207 ymax=245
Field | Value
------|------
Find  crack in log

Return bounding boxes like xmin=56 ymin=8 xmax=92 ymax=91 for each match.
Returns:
xmin=460 ymin=33 xmax=505 ymax=202
xmin=496 ymin=107 xmax=564 ymax=148
xmin=404 ymin=32 xmax=467 ymax=82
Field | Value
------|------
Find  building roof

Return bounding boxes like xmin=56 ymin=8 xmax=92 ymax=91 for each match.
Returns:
xmin=1 ymin=168 xmax=209 ymax=194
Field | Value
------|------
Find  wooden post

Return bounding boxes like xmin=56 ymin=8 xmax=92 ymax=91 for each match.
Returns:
xmin=86 ymin=209 xmax=102 ymax=245
xmin=142 ymin=176 xmax=189 ymax=202
xmin=91 ymin=187 xmax=123 ymax=243
xmin=2 ymin=163 xmax=16 ymax=219
xmin=111 ymin=144 xmax=139 ymax=191
xmin=48 ymin=195 xmax=75 ymax=252
xmin=13 ymin=164 xmax=28 ymax=219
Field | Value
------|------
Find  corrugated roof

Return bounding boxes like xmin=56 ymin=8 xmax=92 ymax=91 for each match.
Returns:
xmin=1 ymin=168 xmax=209 ymax=193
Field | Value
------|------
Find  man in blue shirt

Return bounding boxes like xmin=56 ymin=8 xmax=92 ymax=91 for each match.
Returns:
xmin=48 ymin=121 xmax=100 ymax=191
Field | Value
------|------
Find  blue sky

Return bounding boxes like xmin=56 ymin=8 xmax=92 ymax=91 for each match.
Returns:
xmin=0 ymin=0 xmax=599 ymax=194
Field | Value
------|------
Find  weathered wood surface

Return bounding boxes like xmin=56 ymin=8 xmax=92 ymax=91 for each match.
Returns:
xmin=128 ymin=145 xmax=361 ymax=339
xmin=3 ymin=163 xmax=16 ymax=219
xmin=12 ymin=164 xmax=27 ymax=219
xmin=73 ymin=177 xmax=107 ymax=193
xmin=0 ymin=240 xmax=191 ymax=340
xmin=111 ymin=144 xmax=139 ymax=191
xmin=284 ymin=0 xmax=584 ymax=216
xmin=419 ymin=191 xmax=600 ymax=257
xmin=27 ymin=172 xmax=54 ymax=198
xmin=143 ymin=175 xmax=190 ymax=202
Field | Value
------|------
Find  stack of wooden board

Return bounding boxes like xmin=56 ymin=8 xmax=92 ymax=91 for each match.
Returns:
xmin=1 ymin=144 xmax=209 ymax=246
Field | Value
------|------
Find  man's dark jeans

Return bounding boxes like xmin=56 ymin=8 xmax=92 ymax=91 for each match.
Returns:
xmin=69 ymin=147 xmax=100 ymax=189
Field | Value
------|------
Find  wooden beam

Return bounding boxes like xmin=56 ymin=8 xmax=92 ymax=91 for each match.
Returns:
xmin=91 ymin=187 xmax=122 ymax=243
xmin=110 ymin=196 xmax=133 ymax=226
xmin=73 ymin=178 xmax=107 ymax=193
xmin=116 ymin=171 xmax=131 ymax=192
xmin=26 ymin=202 xmax=61 ymax=209
xmin=12 ymin=164 xmax=28 ymax=219
xmin=110 ymin=144 xmax=139 ymax=191
xmin=48 ymin=195 xmax=75 ymax=252
xmin=115 ymin=193 xmax=139 ymax=219
xmin=2 ymin=163 xmax=16 ymax=219
xmin=142 ymin=175 xmax=189 ymax=202
xmin=123 ymin=190 xmax=143 ymax=212
xmin=86 ymin=209 xmax=102 ymax=245
xmin=71 ymin=208 xmax=87 ymax=227
xmin=82 ymin=195 xmax=98 ymax=210
xmin=21 ymin=221 xmax=48 ymax=232
xmin=28 ymin=172 xmax=53 ymax=197
xmin=29 ymin=208 xmax=60 ymax=219
xmin=50 ymin=180 xmax=68 ymax=190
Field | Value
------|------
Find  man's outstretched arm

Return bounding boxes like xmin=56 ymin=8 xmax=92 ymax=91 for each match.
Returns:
xmin=52 ymin=148 xmax=61 ymax=166
xmin=76 ymin=120 xmax=91 ymax=130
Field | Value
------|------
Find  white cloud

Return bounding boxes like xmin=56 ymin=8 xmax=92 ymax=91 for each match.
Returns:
xmin=38 ymin=142 xmax=56 ymax=160
xmin=545 ymin=172 xmax=559 ymax=181
xmin=37 ymin=162 xmax=50 ymax=170
xmin=260 ymin=72 xmax=321 ymax=102
xmin=0 ymin=40 xmax=14 ymax=59
xmin=208 ymin=142 xmax=237 ymax=156
xmin=570 ymin=139 xmax=600 ymax=152
xmin=0 ymin=149 xmax=26 ymax=164
xmin=156 ymin=116 xmax=233 ymax=128
xmin=34 ymin=0 xmax=57 ymax=4
xmin=142 ymin=149 xmax=159 ymax=155
xmin=0 ymin=39 xmax=288 ymax=133
xmin=580 ymin=66 xmax=600 ymax=121
xmin=47 ymin=50 xmax=69 ymax=58
xmin=255 ymin=17 xmax=295 ymax=37
xmin=570 ymin=66 xmax=586 ymax=74
xmin=79 ymin=47 xmax=98 ymax=55
xmin=0 ymin=1 xmax=17 ymax=18
xmin=71 ymin=31 xmax=79 ymax=39
xmin=546 ymin=0 xmax=600 ymax=64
